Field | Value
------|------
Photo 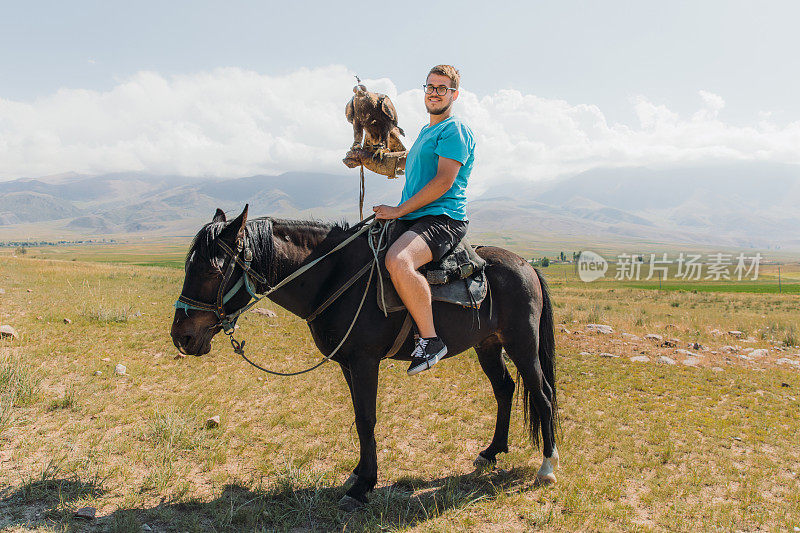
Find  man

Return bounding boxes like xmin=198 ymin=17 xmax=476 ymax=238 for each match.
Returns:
xmin=372 ymin=64 xmax=476 ymax=376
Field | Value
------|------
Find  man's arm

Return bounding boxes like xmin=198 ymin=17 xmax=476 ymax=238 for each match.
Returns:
xmin=373 ymin=156 xmax=462 ymax=219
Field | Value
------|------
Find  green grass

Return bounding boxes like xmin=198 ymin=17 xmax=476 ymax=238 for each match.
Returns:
xmin=540 ymin=261 xmax=800 ymax=294
xmin=84 ymin=305 xmax=141 ymax=323
xmin=47 ymin=387 xmax=78 ymax=412
xmin=0 ymin=253 xmax=799 ymax=531
xmin=619 ymin=280 xmax=800 ymax=293
xmin=0 ymin=350 xmax=41 ymax=432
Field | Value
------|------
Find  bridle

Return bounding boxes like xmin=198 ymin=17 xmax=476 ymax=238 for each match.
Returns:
xmin=173 ymin=215 xmax=394 ymax=375
xmin=174 ymin=226 xmax=268 ymax=335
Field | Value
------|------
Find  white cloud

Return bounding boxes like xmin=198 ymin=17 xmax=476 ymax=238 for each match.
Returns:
xmin=1 ymin=66 xmax=800 ymax=192
xmin=698 ymin=90 xmax=725 ymax=113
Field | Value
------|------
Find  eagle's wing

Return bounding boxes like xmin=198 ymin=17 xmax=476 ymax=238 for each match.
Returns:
xmin=379 ymin=95 xmax=399 ymax=125
xmin=345 ymin=97 xmax=355 ymax=124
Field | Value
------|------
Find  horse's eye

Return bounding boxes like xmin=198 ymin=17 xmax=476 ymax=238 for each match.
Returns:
xmin=210 ymin=256 xmax=225 ymax=271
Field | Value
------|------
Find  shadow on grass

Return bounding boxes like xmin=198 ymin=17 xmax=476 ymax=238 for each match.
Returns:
xmin=0 ymin=466 xmax=540 ymax=531
xmin=0 ymin=474 xmax=106 ymax=530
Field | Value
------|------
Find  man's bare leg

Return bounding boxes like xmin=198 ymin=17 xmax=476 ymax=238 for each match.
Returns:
xmin=385 ymin=231 xmax=435 ymax=338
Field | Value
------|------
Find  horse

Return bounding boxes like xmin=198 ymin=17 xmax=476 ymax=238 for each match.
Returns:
xmin=170 ymin=205 xmax=559 ymax=510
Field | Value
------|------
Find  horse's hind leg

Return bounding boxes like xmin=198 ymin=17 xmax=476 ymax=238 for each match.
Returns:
xmin=502 ymin=333 xmax=559 ymax=485
xmin=473 ymin=335 xmax=515 ymax=468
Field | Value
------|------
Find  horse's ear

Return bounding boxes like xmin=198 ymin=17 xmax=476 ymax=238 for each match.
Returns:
xmin=220 ymin=204 xmax=248 ymax=241
xmin=212 ymin=208 xmax=226 ymax=223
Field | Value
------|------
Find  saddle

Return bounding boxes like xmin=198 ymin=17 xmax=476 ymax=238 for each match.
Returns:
xmin=374 ymin=221 xmax=488 ymax=315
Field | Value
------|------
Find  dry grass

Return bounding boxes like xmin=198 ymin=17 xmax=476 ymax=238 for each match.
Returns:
xmin=0 ymin=255 xmax=798 ymax=531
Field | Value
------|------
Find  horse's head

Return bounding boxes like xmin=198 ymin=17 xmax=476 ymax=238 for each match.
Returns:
xmin=170 ymin=205 xmax=251 ymax=356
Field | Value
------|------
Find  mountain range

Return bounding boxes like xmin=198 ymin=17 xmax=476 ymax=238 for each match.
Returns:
xmin=1 ymin=163 xmax=799 ymax=252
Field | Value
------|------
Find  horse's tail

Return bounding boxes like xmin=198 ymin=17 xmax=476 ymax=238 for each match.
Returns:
xmin=521 ymin=268 xmax=559 ymax=449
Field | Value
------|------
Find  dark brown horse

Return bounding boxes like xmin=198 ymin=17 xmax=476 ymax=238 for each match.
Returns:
xmin=170 ymin=206 xmax=559 ymax=510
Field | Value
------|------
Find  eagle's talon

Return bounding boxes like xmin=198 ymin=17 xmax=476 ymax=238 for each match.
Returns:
xmin=371 ymin=146 xmax=387 ymax=161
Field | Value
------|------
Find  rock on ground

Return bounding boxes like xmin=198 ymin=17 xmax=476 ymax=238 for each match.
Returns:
xmin=74 ymin=507 xmax=96 ymax=520
xmin=253 ymin=308 xmax=277 ymax=317
xmin=682 ymin=357 xmax=701 ymax=367
xmin=114 ymin=364 xmax=127 ymax=375
xmin=630 ymin=355 xmax=650 ymax=363
xmin=599 ymin=352 xmax=619 ymax=358
xmin=205 ymin=415 xmax=221 ymax=429
xmin=586 ymin=324 xmax=614 ymax=334
xmin=749 ymin=349 xmax=769 ymax=359
xmin=658 ymin=356 xmax=676 ymax=365
xmin=621 ymin=333 xmax=641 ymax=341
xmin=0 ymin=325 xmax=18 ymax=339
xmin=645 ymin=334 xmax=663 ymax=341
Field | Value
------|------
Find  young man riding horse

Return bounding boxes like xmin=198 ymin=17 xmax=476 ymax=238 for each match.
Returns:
xmin=372 ymin=64 xmax=476 ymax=376
xmin=171 ymin=65 xmax=559 ymax=509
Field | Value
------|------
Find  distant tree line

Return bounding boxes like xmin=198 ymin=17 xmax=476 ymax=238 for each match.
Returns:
xmin=529 ymin=250 xmax=581 ymax=267
xmin=1 ymin=239 xmax=115 ymax=248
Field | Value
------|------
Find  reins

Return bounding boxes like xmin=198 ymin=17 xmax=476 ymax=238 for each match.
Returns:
xmin=176 ymin=214 xmax=394 ymax=376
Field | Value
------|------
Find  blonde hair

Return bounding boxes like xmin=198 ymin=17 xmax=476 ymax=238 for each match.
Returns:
xmin=428 ymin=65 xmax=460 ymax=90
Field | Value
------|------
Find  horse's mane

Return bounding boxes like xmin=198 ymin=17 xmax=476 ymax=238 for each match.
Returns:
xmin=184 ymin=216 xmax=354 ymax=283
xmin=185 ymin=221 xmax=225 ymax=265
xmin=264 ymin=217 xmax=351 ymax=232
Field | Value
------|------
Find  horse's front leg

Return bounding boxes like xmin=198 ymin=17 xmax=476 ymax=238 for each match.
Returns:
xmin=339 ymin=357 xmax=379 ymax=511
xmin=339 ymin=365 xmax=361 ymax=486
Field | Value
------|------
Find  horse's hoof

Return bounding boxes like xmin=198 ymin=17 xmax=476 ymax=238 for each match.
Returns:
xmin=344 ymin=473 xmax=359 ymax=486
xmin=535 ymin=473 xmax=557 ymax=487
xmin=473 ymin=454 xmax=496 ymax=471
xmin=338 ymin=495 xmax=366 ymax=512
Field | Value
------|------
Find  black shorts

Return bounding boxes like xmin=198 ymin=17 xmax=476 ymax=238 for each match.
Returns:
xmin=396 ymin=215 xmax=468 ymax=262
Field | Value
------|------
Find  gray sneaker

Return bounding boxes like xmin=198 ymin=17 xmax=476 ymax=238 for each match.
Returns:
xmin=407 ymin=337 xmax=447 ymax=376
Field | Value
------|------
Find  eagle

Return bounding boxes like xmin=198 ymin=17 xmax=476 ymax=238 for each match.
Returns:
xmin=345 ymin=78 xmax=405 ymax=158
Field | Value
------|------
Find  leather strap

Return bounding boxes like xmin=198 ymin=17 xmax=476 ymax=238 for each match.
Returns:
xmin=305 ymin=260 xmax=373 ymax=323
xmin=385 ymin=313 xmax=412 ymax=359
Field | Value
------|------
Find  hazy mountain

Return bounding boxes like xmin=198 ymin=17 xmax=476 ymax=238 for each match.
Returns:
xmin=515 ymin=163 xmax=800 ymax=248
xmin=0 ymin=172 xmax=197 ymax=205
xmin=66 ymin=215 xmax=115 ymax=233
xmin=531 ymin=163 xmax=800 ymax=211
xmin=1 ymin=163 xmax=799 ymax=251
xmin=0 ymin=191 xmax=81 ymax=223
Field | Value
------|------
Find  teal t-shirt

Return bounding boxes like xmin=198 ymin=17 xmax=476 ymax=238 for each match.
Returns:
xmin=399 ymin=116 xmax=475 ymax=221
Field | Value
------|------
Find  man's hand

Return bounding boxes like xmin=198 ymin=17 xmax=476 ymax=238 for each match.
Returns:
xmin=373 ymin=204 xmax=403 ymax=219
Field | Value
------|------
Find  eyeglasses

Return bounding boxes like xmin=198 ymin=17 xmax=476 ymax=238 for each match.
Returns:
xmin=423 ymin=84 xmax=457 ymax=96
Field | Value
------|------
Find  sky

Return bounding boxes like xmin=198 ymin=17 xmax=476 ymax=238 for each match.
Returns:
xmin=1 ymin=0 xmax=799 ymax=188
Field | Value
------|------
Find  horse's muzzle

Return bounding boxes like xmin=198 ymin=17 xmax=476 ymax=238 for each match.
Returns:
xmin=171 ymin=312 xmax=216 ymax=356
